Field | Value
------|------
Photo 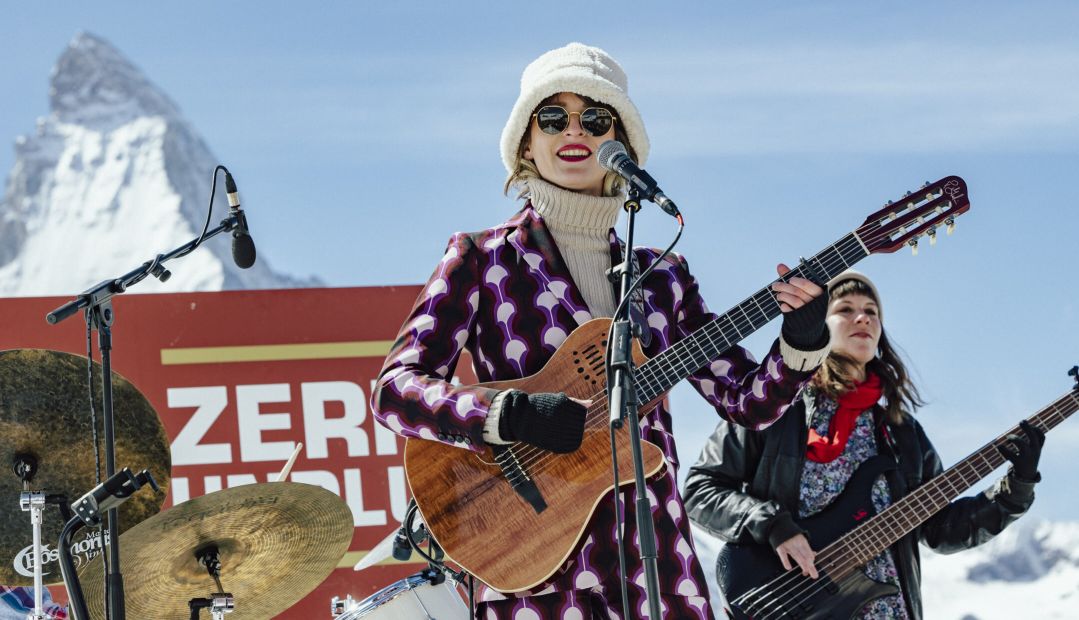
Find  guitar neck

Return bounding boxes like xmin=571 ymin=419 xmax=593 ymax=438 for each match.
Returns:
xmin=822 ymin=388 xmax=1079 ymax=579
xmin=634 ymin=232 xmax=870 ymax=404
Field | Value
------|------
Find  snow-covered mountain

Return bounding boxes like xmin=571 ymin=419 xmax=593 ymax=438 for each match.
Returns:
xmin=0 ymin=32 xmax=317 ymax=296
xmin=691 ymin=519 xmax=1079 ymax=619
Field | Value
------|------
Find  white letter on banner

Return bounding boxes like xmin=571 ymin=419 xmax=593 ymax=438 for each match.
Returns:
xmin=168 ymin=386 xmax=231 ymax=465
xmin=289 ymin=470 xmax=340 ymax=495
xmin=237 ymin=384 xmax=296 ymax=463
xmin=301 ymin=381 xmax=369 ymax=458
xmin=344 ymin=468 xmax=387 ymax=527
xmin=388 ymin=466 xmax=408 ymax=522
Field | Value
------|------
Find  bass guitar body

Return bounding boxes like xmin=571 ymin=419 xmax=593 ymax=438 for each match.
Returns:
xmin=721 ymin=455 xmax=899 ymax=619
xmin=403 ymin=318 xmax=668 ymax=593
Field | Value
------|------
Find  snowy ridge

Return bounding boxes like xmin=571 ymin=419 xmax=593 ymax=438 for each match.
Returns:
xmin=0 ymin=32 xmax=317 ymax=296
xmin=691 ymin=519 xmax=1079 ymax=619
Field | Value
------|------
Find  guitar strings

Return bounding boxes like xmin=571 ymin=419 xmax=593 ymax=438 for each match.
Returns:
xmin=740 ymin=399 xmax=1072 ymax=618
xmin=508 ymin=221 xmax=891 ymax=474
xmin=507 ymin=213 xmax=905 ymax=472
xmin=509 ymin=233 xmax=879 ymax=475
xmin=734 ymin=398 xmax=1075 ymax=619
xmin=495 ymin=189 xmax=958 ymax=471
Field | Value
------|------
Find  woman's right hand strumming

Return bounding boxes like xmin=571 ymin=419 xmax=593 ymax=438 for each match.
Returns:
xmin=776 ymin=533 xmax=819 ymax=579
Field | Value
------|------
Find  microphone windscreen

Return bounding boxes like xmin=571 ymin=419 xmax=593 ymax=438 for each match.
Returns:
xmin=232 ymin=233 xmax=257 ymax=269
xmin=596 ymin=140 xmax=628 ymax=171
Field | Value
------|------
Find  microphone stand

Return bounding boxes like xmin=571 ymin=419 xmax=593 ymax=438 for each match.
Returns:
xmin=45 ymin=209 xmax=247 ymax=620
xmin=607 ymin=185 xmax=663 ymax=619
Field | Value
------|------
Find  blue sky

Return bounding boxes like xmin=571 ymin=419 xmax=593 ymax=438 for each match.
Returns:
xmin=2 ymin=3 xmax=1078 ymax=519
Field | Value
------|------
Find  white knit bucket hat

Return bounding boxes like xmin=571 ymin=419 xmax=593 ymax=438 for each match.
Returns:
xmin=500 ymin=42 xmax=650 ymax=174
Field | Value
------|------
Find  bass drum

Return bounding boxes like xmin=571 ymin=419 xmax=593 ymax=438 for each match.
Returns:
xmin=333 ymin=573 xmax=469 ymax=619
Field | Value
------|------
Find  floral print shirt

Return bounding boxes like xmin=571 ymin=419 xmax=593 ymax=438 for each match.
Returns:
xmin=799 ymin=394 xmax=910 ymax=619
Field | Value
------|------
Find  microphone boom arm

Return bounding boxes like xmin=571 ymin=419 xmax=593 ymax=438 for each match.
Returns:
xmin=45 ymin=209 xmax=247 ymax=325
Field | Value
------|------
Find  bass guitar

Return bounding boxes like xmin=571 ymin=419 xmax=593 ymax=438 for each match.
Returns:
xmin=405 ymin=176 xmax=971 ymax=593
xmin=723 ymin=367 xmax=1079 ymax=620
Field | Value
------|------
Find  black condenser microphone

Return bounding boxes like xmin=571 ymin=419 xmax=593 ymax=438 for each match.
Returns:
xmin=224 ymin=170 xmax=257 ymax=269
xmin=596 ymin=140 xmax=680 ymax=218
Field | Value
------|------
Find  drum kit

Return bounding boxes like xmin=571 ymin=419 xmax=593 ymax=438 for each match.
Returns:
xmin=1 ymin=349 xmax=471 ymax=620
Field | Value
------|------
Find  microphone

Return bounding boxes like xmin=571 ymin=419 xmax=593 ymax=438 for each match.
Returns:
xmin=391 ymin=526 xmax=413 ymax=562
xmin=224 ymin=170 xmax=257 ymax=269
xmin=596 ymin=140 xmax=680 ymax=218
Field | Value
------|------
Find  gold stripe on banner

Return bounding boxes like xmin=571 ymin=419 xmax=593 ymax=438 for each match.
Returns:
xmin=160 ymin=341 xmax=395 ymax=365
xmin=337 ymin=550 xmax=426 ymax=569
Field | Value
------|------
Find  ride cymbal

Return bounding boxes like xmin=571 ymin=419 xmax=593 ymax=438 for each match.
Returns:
xmin=0 ymin=349 xmax=170 ymax=585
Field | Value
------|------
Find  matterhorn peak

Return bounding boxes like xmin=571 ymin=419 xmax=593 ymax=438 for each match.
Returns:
xmin=50 ymin=32 xmax=182 ymax=130
xmin=0 ymin=32 xmax=317 ymax=296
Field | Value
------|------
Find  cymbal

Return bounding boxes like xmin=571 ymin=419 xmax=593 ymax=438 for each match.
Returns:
xmin=0 ymin=349 xmax=170 ymax=585
xmin=80 ymin=482 xmax=354 ymax=619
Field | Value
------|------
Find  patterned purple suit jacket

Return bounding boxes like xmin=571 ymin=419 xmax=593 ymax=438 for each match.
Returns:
xmin=372 ymin=205 xmax=815 ymax=618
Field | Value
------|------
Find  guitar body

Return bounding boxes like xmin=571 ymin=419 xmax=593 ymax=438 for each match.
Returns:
xmin=404 ymin=318 xmax=668 ymax=593
xmin=722 ymin=455 xmax=899 ymax=619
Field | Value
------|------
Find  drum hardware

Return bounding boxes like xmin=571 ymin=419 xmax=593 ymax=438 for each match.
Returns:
xmin=345 ymin=499 xmax=475 ymax=619
xmin=187 ymin=545 xmax=235 ymax=620
xmin=15 ymin=452 xmax=48 ymax=620
xmin=329 ymin=570 xmax=470 ymax=620
xmin=59 ymin=468 xmax=160 ymax=620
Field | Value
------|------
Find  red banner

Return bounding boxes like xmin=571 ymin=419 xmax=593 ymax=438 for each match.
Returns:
xmin=1 ymin=286 xmax=460 ymax=618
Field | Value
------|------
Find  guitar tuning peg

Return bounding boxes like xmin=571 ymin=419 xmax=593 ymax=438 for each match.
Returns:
xmin=908 ymin=237 xmax=919 ymax=256
xmin=936 ymin=205 xmax=945 ymax=214
xmin=946 ymin=217 xmax=955 ymax=235
xmin=922 ymin=181 xmax=930 ymax=188
xmin=904 ymin=190 xmax=912 ymax=197
xmin=927 ymin=227 xmax=937 ymax=245
xmin=888 ymin=212 xmax=897 ymax=220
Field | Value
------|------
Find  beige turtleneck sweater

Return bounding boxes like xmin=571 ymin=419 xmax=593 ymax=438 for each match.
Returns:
xmin=526 ymin=178 xmax=623 ymax=318
xmin=483 ymin=178 xmax=624 ymax=445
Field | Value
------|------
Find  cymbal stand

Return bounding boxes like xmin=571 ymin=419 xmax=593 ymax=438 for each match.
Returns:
xmin=13 ymin=454 xmax=47 ymax=620
xmin=188 ymin=546 xmax=235 ymax=620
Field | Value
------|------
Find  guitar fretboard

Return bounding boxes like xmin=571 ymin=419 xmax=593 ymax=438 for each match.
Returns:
xmin=825 ymin=389 xmax=1079 ymax=578
xmin=632 ymin=232 xmax=868 ymax=404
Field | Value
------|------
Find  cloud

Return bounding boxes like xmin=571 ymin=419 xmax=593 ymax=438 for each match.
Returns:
xmin=626 ymin=44 xmax=1079 ymax=155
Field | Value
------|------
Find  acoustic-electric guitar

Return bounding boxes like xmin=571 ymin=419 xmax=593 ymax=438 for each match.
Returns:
xmin=404 ymin=176 xmax=971 ymax=593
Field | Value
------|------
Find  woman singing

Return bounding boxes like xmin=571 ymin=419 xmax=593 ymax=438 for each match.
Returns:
xmin=371 ymin=42 xmax=831 ymax=619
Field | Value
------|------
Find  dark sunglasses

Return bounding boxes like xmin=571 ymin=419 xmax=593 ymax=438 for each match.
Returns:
xmin=532 ymin=105 xmax=617 ymax=136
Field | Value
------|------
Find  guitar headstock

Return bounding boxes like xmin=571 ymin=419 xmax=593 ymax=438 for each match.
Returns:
xmin=856 ymin=176 xmax=970 ymax=255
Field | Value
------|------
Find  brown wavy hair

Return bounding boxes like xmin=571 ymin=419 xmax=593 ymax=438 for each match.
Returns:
xmin=811 ymin=278 xmax=924 ymax=423
xmin=503 ymin=93 xmax=639 ymax=197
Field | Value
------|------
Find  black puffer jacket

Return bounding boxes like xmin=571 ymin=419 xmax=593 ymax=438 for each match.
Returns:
xmin=683 ymin=391 xmax=1037 ymax=620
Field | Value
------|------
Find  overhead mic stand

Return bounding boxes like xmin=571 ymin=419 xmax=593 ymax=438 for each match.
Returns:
xmin=46 ymin=167 xmax=247 ymax=620
xmin=607 ymin=185 xmax=663 ymax=620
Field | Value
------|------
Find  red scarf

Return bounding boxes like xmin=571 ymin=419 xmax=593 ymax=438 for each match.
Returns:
xmin=806 ymin=373 xmax=883 ymax=463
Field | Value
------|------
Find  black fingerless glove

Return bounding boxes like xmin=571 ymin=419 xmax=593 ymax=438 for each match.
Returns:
xmin=781 ymin=290 xmax=830 ymax=350
xmin=998 ymin=420 xmax=1045 ymax=481
xmin=498 ymin=390 xmax=586 ymax=453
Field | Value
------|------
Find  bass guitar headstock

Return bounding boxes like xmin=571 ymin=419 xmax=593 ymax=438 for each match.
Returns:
xmin=857 ymin=176 xmax=970 ymax=255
